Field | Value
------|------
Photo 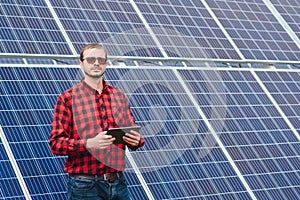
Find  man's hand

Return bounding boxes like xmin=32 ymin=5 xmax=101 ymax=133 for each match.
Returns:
xmin=123 ymin=130 xmax=141 ymax=147
xmin=86 ymin=131 xmax=115 ymax=149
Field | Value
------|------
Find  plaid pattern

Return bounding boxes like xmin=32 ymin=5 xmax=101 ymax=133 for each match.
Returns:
xmin=50 ymin=79 xmax=144 ymax=174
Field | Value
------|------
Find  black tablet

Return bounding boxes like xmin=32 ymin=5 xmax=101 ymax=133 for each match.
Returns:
xmin=107 ymin=126 xmax=141 ymax=144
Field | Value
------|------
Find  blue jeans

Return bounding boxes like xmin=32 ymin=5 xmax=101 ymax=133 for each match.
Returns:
xmin=67 ymin=175 xmax=131 ymax=200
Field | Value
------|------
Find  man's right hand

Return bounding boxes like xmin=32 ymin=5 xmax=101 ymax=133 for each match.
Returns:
xmin=86 ymin=131 xmax=115 ymax=149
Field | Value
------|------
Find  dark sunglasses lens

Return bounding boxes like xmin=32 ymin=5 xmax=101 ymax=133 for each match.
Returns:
xmin=97 ymin=58 xmax=106 ymax=64
xmin=86 ymin=57 xmax=106 ymax=64
xmin=86 ymin=57 xmax=96 ymax=64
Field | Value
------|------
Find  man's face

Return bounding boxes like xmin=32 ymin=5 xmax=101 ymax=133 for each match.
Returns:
xmin=80 ymin=48 xmax=107 ymax=78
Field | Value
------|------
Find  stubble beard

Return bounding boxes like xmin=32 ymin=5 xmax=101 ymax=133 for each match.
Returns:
xmin=84 ymin=68 xmax=106 ymax=79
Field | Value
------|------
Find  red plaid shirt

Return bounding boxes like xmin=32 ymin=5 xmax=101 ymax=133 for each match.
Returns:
xmin=49 ymin=79 xmax=144 ymax=175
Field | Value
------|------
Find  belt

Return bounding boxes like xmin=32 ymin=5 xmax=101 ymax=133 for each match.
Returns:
xmin=71 ymin=172 xmax=123 ymax=183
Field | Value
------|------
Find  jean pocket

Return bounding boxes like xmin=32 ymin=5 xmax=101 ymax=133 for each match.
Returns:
xmin=72 ymin=178 xmax=95 ymax=191
xmin=116 ymin=176 xmax=127 ymax=186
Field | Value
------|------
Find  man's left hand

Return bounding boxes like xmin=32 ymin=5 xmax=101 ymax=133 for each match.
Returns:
xmin=123 ymin=130 xmax=141 ymax=146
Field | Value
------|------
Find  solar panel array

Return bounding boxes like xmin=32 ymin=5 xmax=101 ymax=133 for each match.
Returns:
xmin=1 ymin=65 xmax=300 ymax=199
xmin=1 ymin=0 xmax=300 ymax=60
xmin=1 ymin=0 xmax=300 ymax=200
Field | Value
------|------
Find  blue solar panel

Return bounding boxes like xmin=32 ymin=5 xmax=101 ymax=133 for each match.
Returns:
xmin=270 ymin=0 xmax=300 ymax=40
xmin=0 ymin=66 xmax=84 ymax=199
xmin=49 ymin=0 xmax=162 ymax=57
xmin=1 ymin=0 xmax=300 ymax=199
xmin=256 ymin=70 xmax=300 ymax=133
xmin=135 ymin=0 xmax=240 ymax=59
xmin=1 ymin=65 xmax=300 ymax=199
xmin=0 ymin=1 xmax=72 ymax=55
xmin=178 ymin=69 xmax=300 ymax=199
xmin=206 ymin=0 xmax=300 ymax=61
xmin=1 ymin=0 xmax=299 ymax=61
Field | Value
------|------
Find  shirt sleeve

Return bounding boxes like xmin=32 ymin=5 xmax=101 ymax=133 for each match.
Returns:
xmin=49 ymin=94 xmax=87 ymax=156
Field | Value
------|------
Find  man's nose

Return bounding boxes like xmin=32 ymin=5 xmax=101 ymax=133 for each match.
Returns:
xmin=94 ymin=59 xmax=100 ymax=65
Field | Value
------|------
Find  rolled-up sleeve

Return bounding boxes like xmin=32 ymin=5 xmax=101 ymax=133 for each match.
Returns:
xmin=49 ymin=95 xmax=87 ymax=156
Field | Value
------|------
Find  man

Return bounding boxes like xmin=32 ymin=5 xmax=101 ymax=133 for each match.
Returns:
xmin=49 ymin=43 xmax=144 ymax=200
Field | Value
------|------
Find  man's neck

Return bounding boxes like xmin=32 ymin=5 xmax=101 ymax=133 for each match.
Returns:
xmin=84 ymin=76 xmax=103 ymax=92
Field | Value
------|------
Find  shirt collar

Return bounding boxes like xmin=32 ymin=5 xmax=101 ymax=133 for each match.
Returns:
xmin=81 ymin=78 xmax=108 ymax=94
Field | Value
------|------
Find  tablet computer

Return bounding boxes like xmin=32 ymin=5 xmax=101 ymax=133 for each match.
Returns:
xmin=107 ymin=126 xmax=141 ymax=144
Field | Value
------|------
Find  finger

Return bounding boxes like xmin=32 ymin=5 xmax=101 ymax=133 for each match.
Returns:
xmin=122 ymin=136 xmax=131 ymax=143
xmin=129 ymin=130 xmax=139 ymax=136
xmin=123 ymin=135 xmax=134 ymax=142
xmin=125 ymin=132 xmax=138 ymax=139
xmin=123 ymin=136 xmax=139 ymax=146
xmin=98 ymin=131 xmax=107 ymax=135
xmin=105 ymin=134 xmax=113 ymax=139
xmin=103 ymin=136 xmax=115 ymax=143
xmin=96 ymin=131 xmax=111 ymax=139
xmin=100 ymin=139 xmax=114 ymax=147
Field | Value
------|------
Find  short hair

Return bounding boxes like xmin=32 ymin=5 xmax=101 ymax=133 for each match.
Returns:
xmin=80 ymin=43 xmax=107 ymax=61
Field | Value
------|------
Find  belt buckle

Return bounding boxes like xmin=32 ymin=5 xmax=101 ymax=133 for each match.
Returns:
xmin=103 ymin=173 xmax=108 ymax=181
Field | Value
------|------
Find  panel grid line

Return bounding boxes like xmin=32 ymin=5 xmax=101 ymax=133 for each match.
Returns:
xmin=172 ymin=68 xmax=258 ymax=199
xmin=44 ymin=0 xmax=77 ymax=55
xmin=251 ymin=70 xmax=300 ymax=141
xmin=129 ymin=0 xmax=168 ymax=58
xmin=263 ymin=0 xmax=300 ymax=49
xmin=201 ymin=0 xmax=245 ymax=59
xmin=125 ymin=148 xmax=155 ymax=200
xmin=0 ymin=126 xmax=32 ymax=200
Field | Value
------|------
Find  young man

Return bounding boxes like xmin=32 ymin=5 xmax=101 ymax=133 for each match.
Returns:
xmin=49 ymin=43 xmax=144 ymax=199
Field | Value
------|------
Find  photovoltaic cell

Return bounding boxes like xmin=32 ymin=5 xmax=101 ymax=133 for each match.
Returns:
xmin=206 ymin=0 xmax=300 ymax=61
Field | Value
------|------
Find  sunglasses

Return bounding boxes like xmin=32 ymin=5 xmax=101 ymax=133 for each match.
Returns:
xmin=83 ymin=57 xmax=107 ymax=64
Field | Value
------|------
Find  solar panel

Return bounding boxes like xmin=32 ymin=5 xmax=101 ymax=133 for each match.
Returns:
xmin=270 ymin=0 xmax=300 ymax=40
xmin=0 ymin=66 xmax=82 ymax=199
xmin=1 ymin=0 xmax=300 ymax=200
xmin=178 ymin=68 xmax=300 ymax=199
xmin=206 ymin=0 xmax=300 ymax=61
xmin=1 ymin=0 xmax=299 ymax=61
xmin=1 ymin=64 xmax=300 ymax=199
xmin=135 ymin=0 xmax=241 ymax=59
xmin=256 ymin=70 xmax=300 ymax=133
xmin=0 ymin=1 xmax=73 ymax=55
xmin=49 ymin=0 xmax=162 ymax=57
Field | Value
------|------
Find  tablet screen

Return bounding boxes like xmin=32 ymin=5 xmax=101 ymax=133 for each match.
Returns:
xmin=107 ymin=126 xmax=141 ymax=144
